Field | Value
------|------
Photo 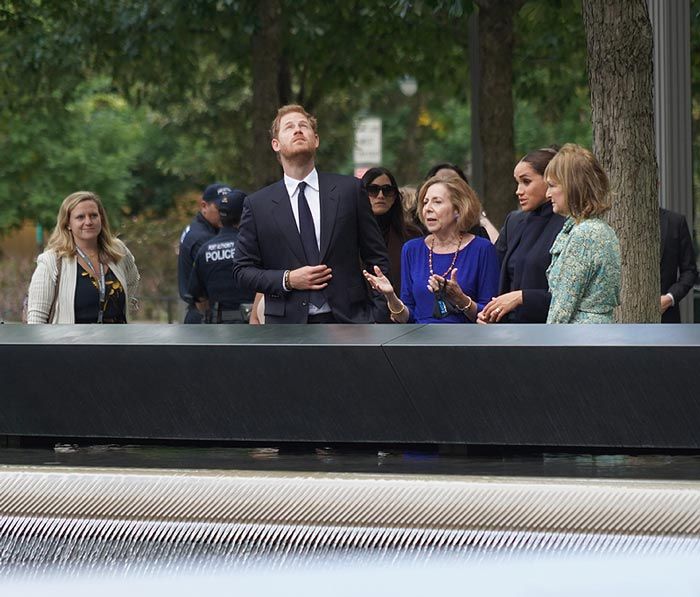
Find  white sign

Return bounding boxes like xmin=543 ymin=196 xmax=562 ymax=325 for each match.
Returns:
xmin=353 ymin=117 xmax=382 ymax=165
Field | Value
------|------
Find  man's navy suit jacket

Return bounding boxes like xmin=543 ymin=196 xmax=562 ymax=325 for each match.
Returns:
xmin=233 ymin=172 xmax=390 ymax=323
xmin=660 ymin=207 xmax=698 ymax=323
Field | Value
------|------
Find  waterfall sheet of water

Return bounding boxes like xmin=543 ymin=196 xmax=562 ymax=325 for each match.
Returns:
xmin=1 ymin=465 xmax=700 ymax=577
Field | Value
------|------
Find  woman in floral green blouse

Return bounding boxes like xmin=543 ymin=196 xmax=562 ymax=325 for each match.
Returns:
xmin=544 ymin=144 xmax=621 ymax=323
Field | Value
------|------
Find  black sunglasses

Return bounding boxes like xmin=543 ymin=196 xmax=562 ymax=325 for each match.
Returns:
xmin=366 ymin=184 xmax=397 ymax=198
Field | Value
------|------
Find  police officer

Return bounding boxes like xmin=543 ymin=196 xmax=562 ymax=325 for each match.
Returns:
xmin=188 ymin=189 xmax=255 ymax=323
xmin=177 ymin=183 xmax=229 ymax=323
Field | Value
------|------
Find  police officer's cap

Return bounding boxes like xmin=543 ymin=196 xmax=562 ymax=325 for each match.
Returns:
xmin=202 ymin=183 xmax=233 ymax=203
xmin=218 ymin=189 xmax=247 ymax=221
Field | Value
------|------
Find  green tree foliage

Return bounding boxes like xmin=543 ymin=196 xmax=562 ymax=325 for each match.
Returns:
xmin=1 ymin=0 xmax=594 ymax=211
xmin=0 ymin=79 xmax=151 ymax=229
xmin=356 ymin=0 xmax=591 ymax=190
xmin=513 ymin=0 xmax=591 ymax=154
xmin=1 ymin=0 xmax=480 ymax=204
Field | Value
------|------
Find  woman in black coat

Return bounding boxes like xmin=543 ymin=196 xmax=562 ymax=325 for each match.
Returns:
xmin=478 ymin=147 xmax=565 ymax=323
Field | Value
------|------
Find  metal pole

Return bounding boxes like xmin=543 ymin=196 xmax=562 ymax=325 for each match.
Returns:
xmin=648 ymin=0 xmax=695 ymax=322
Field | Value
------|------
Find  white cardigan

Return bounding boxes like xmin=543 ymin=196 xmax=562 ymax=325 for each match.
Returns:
xmin=27 ymin=242 xmax=140 ymax=324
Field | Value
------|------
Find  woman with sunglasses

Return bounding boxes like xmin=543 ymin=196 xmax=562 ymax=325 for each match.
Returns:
xmin=361 ymin=168 xmax=421 ymax=290
xmin=363 ymin=175 xmax=499 ymax=324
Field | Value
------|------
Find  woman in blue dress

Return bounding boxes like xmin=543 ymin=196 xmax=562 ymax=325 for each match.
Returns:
xmin=363 ymin=175 xmax=499 ymax=323
xmin=544 ymin=144 xmax=621 ymax=323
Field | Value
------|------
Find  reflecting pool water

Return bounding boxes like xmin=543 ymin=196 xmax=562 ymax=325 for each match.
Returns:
xmin=0 ymin=444 xmax=699 ymax=481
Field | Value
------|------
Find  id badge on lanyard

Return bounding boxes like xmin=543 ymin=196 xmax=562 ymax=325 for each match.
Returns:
xmin=76 ymin=247 xmax=106 ymax=323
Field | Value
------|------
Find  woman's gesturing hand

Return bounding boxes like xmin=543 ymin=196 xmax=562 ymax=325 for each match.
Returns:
xmin=363 ymin=265 xmax=394 ymax=296
xmin=364 ymin=265 xmax=409 ymax=323
xmin=428 ymin=269 xmax=476 ymax=321
xmin=478 ymin=290 xmax=523 ymax=323
xmin=428 ymin=269 xmax=466 ymax=304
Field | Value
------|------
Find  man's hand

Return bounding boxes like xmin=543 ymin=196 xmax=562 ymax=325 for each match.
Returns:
xmin=660 ymin=294 xmax=673 ymax=313
xmin=289 ymin=265 xmax=332 ymax=290
xmin=249 ymin=293 xmax=264 ymax=325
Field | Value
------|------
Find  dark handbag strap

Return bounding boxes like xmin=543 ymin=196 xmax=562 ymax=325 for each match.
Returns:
xmin=47 ymin=255 xmax=63 ymax=323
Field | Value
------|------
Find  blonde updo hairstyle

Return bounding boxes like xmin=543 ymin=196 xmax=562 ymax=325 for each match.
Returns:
xmin=47 ymin=191 xmax=126 ymax=262
xmin=544 ymin=143 xmax=611 ymax=221
xmin=417 ymin=175 xmax=482 ymax=232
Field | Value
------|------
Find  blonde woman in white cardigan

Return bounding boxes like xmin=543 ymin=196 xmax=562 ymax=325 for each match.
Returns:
xmin=27 ymin=191 xmax=140 ymax=324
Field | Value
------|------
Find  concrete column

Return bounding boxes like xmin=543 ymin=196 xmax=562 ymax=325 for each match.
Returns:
xmin=648 ymin=0 xmax=695 ymax=322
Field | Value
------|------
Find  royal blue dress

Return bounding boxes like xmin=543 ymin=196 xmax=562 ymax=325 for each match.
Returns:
xmin=400 ymin=236 xmax=500 ymax=323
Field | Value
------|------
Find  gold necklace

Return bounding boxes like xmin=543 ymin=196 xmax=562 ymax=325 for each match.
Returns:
xmin=428 ymin=232 xmax=462 ymax=278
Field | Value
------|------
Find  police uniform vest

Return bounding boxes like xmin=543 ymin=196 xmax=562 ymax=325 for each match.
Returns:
xmin=188 ymin=227 xmax=255 ymax=322
xmin=178 ymin=213 xmax=218 ymax=322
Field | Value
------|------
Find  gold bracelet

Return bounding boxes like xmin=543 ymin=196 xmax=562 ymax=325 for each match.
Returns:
xmin=284 ymin=269 xmax=293 ymax=291
xmin=458 ymin=295 xmax=473 ymax=312
xmin=388 ymin=301 xmax=406 ymax=316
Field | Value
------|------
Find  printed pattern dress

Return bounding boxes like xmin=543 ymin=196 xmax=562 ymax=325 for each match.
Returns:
xmin=546 ymin=217 xmax=621 ymax=323
xmin=74 ymin=265 xmax=127 ymax=323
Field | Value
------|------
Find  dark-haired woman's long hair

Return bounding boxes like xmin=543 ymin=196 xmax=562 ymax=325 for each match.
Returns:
xmin=361 ymin=167 xmax=420 ymax=243
xmin=361 ymin=167 xmax=421 ymax=290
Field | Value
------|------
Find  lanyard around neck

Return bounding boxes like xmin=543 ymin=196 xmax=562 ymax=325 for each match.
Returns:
xmin=75 ymin=246 xmax=106 ymax=323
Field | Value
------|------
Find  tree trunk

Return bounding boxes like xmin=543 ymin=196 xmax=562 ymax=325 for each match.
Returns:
xmin=582 ymin=0 xmax=660 ymax=322
xmin=475 ymin=0 xmax=518 ymax=229
xmin=251 ymin=0 xmax=283 ymax=189
xmin=394 ymin=92 xmax=422 ymax=185
xmin=277 ymin=54 xmax=292 ymax=107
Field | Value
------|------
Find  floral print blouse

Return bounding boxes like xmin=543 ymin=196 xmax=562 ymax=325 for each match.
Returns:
xmin=546 ymin=217 xmax=621 ymax=323
xmin=75 ymin=265 xmax=127 ymax=323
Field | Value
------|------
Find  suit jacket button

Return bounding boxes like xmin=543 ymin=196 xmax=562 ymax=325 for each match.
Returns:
xmin=301 ymin=301 xmax=307 ymax=307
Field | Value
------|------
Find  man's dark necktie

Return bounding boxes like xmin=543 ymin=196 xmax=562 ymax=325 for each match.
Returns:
xmin=297 ymin=181 xmax=326 ymax=308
